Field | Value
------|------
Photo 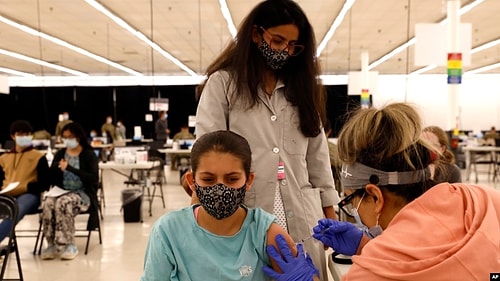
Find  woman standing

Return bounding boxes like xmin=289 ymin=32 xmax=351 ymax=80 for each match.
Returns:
xmin=195 ymin=0 xmax=339 ymax=278
xmin=41 ymin=122 xmax=99 ymax=260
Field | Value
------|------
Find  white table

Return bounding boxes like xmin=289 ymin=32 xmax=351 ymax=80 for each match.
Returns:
xmin=462 ymin=145 xmax=500 ymax=182
xmin=99 ymin=161 xmax=157 ymax=170
xmin=99 ymin=160 xmax=160 ymax=216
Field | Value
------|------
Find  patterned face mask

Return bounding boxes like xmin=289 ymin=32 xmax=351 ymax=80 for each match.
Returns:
xmin=258 ymin=39 xmax=290 ymax=70
xmin=194 ymin=182 xmax=246 ymax=220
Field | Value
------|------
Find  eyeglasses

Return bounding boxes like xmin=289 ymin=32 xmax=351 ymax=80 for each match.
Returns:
xmin=259 ymin=27 xmax=305 ymax=56
xmin=337 ymin=188 xmax=366 ymax=218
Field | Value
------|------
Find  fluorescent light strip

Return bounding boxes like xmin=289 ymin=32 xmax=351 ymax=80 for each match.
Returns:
xmin=471 ymin=38 xmax=500 ymax=54
xmin=0 ymin=66 xmax=35 ymax=77
xmin=8 ymin=74 xmax=353 ymax=87
xmin=8 ymin=75 xmax=207 ymax=87
xmin=85 ymin=0 xmax=197 ymax=77
xmin=0 ymin=15 xmax=142 ymax=76
xmin=465 ymin=62 xmax=500 ymax=75
xmin=368 ymin=38 xmax=416 ymax=70
xmin=317 ymin=0 xmax=356 ymax=57
xmin=368 ymin=0 xmax=484 ymax=71
xmin=219 ymin=0 xmax=237 ymax=38
xmin=0 ymin=49 xmax=88 ymax=76
xmin=409 ymin=64 xmax=437 ymax=76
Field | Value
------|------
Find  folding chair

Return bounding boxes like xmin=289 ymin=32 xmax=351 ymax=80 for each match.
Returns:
xmin=143 ymin=156 xmax=166 ymax=216
xmin=0 ymin=195 xmax=23 ymax=281
xmin=14 ymin=207 xmax=43 ymax=255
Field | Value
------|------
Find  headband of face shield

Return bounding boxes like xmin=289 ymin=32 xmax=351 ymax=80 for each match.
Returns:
xmin=340 ymin=162 xmax=430 ymax=189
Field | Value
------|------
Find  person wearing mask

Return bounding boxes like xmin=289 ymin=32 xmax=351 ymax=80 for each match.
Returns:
xmin=41 ymin=122 xmax=99 ymax=260
xmin=306 ymin=103 xmax=500 ymax=280
xmin=116 ymin=120 xmax=126 ymax=140
xmin=422 ymin=125 xmax=462 ymax=183
xmin=55 ymin=112 xmax=72 ymax=143
xmin=141 ymin=130 xmax=319 ymax=281
xmin=154 ymin=111 xmax=169 ymax=142
xmin=0 ymin=120 xmax=50 ymax=242
xmin=100 ymin=115 xmax=116 ymax=144
xmin=194 ymin=0 xmax=339 ymax=278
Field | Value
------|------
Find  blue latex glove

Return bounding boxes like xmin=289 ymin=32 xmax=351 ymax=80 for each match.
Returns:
xmin=312 ymin=218 xmax=362 ymax=256
xmin=263 ymin=234 xmax=319 ymax=281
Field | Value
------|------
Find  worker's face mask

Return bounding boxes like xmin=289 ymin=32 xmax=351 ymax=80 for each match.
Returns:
xmin=194 ymin=182 xmax=246 ymax=220
xmin=352 ymin=192 xmax=383 ymax=239
xmin=15 ymin=135 xmax=32 ymax=148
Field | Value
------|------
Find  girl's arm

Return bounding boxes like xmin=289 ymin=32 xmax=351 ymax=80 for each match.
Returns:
xmin=265 ymin=223 xmax=321 ymax=281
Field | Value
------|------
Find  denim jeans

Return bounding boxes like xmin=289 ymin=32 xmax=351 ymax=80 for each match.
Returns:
xmin=0 ymin=192 xmax=40 ymax=241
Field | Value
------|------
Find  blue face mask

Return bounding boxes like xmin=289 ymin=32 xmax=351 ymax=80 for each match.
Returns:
xmin=352 ymin=193 xmax=383 ymax=239
xmin=15 ymin=135 xmax=33 ymax=147
xmin=63 ymin=138 xmax=79 ymax=149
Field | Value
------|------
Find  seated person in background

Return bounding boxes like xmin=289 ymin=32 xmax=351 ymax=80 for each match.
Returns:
xmin=483 ymin=126 xmax=499 ymax=146
xmin=41 ymin=122 xmax=99 ymax=260
xmin=484 ymin=126 xmax=499 ymax=139
xmin=172 ymin=124 xmax=195 ymax=141
xmin=33 ymin=129 xmax=51 ymax=140
xmin=141 ymin=130 xmax=319 ymax=281
xmin=171 ymin=124 xmax=195 ymax=171
xmin=309 ymin=103 xmax=500 ymax=280
xmin=0 ymin=120 xmax=50 ymax=242
xmin=422 ymin=126 xmax=462 ymax=183
xmin=88 ymin=129 xmax=98 ymax=144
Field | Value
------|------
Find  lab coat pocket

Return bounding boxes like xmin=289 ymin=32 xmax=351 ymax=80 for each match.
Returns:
xmin=283 ymin=109 xmax=307 ymax=156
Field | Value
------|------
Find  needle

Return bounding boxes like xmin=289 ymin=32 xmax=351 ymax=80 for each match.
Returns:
xmin=299 ymin=227 xmax=330 ymax=243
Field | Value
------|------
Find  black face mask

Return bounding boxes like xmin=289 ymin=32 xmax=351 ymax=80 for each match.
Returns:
xmin=194 ymin=182 xmax=246 ymax=220
xmin=258 ymin=39 xmax=290 ymax=70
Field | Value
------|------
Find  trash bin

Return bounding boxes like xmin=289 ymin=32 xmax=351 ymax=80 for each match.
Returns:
xmin=121 ymin=189 xmax=143 ymax=223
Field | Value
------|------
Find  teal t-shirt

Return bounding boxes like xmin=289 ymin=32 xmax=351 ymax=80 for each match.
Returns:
xmin=141 ymin=205 xmax=275 ymax=281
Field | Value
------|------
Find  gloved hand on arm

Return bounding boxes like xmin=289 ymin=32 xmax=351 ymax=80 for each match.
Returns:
xmin=312 ymin=218 xmax=363 ymax=256
xmin=263 ymin=234 xmax=319 ymax=281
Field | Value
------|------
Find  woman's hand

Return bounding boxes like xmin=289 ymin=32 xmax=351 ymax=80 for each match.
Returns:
xmin=58 ymin=159 xmax=68 ymax=171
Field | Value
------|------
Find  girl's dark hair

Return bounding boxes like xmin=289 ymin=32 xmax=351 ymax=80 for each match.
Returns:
xmin=196 ymin=0 xmax=325 ymax=137
xmin=61 ymin=122 xmax=91 ymax=149
xmin=190 ymin=130 xmax=252 ymax=178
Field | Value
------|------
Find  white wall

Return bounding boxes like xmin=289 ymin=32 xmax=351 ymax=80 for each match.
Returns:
xmin=374 ymin=74 xmax=500 ymax=133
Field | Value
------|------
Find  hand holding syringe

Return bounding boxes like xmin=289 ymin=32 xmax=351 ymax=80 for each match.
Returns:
xmin=299 ymin=227 xmax=330 ymax=243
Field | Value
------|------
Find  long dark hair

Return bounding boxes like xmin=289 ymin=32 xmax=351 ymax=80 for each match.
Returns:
xmin=196 ymin=0 xmax=325 ymax=137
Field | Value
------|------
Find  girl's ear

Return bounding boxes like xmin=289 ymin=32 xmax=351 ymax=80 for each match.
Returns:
xmin=185 ymin=170 xmax=195 ymax=192
xmin=246 ymin=172 xmax=255 ymax=191
xmin=365 ymin=184 xmax=384 ymax=213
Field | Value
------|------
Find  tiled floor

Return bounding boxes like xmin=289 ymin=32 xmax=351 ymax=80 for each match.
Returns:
xmin=3 ymin=164 xmax=500 ymax=281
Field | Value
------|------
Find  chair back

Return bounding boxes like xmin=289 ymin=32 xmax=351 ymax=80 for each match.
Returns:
xmin=0 ymin=194 xmax=22 ymax=280
xmin=0 ymin=195 xmax=18 ymax=236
